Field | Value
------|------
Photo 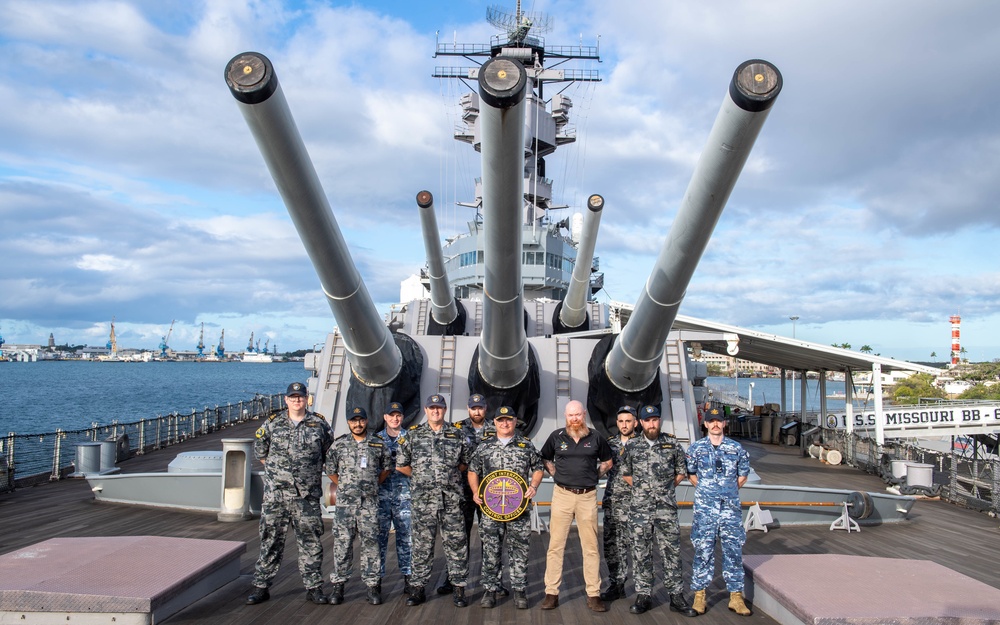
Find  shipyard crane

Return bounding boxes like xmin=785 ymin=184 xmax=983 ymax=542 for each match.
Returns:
xmin=263 ymin=338 xmax=269 ymax=354
xmin=247 ymin=331 xmax=255 ymax=353
xmin=196 ymin=323 xmax=206 ymax=358
xmin=215 ymin=329 xmax=225 ymax=360
xmin=159 ymin=320 xmax=175 ymax=358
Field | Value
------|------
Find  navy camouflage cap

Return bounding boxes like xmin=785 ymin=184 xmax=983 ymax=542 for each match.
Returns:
xmin=425 ymin=394 xmax=447 ymax=408
xmin=494 ymin=406 xmax=515 ymax=420
xmin=639 ymin=405 xmax=661 ymax=420
xmin=616 ymin=405 xmax=637 ymax=416
xmin=704 ymin=407 xmax=725 ymax=422
xmin=348 ymin=406 xmax=368 ymax=420
xmin=468 ymin=393 xmax=487 ymax=408
xmin=386 ymin=401 xmax=404 ymax=414
xmin=285 ymin=382 xmax=307 ymax=397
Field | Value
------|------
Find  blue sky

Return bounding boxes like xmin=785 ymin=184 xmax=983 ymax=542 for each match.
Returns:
xmin=1 ymin=0 xmax=998 ymax=362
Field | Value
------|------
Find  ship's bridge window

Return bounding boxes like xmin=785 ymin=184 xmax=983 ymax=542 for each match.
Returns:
xmin=459 ymin=251 xmax=485 ymax=267
xmin=547 ymin=253 xmax=574 ymax=272
xmin=523 ymin=251 xmax=544 ymax=265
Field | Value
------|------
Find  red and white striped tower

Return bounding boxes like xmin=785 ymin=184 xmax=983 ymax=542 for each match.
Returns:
xmin=950 ymin=314 xmax=962 ymax=365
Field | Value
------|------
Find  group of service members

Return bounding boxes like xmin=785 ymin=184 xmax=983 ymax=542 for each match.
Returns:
xmin=245 ymin=382 xmax=752 ymax=617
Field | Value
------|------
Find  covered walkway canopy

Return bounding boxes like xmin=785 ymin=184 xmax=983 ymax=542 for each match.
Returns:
xmin=670 ymin=314 xmax=940 ymax=376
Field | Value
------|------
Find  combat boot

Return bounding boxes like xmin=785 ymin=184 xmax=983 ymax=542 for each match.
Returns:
xmin=436 ymin=578 xmax=454 ymax=594
xmin=406 ymin=586 xmax=426 ymax=606
xmin=600 ymin=581 xmax=625 ymax=602
xmin=403 ymin=575 xmax=413 ymax=596
xmin=453 ymin=585 xmax=468 ymax=607
xmin=670 ymin=593 xmax=698 ymax=617
xmin=246 ymin=587 xmax=270 ymax=605
xmin=497 ymin=585 xmax=509 ymax=597
xmin=306 ymin=586 xmax=329 ymax=605
xmin=480 ymin=590 xmax=496 ymax=608
xmin=629 ymin=594 xmax=652 ymax=614
xmin=514 ymin=590 xmax=528 ymax=609
xmin=329 ymin=583 xmax=344 ymax=605
xmin=367 ymin=585 xmax=382 ymax=605
xmin=728 ymin=591 xmax=752 ymax=616
xmin=692 ymin=589 xmax=707 ymax=615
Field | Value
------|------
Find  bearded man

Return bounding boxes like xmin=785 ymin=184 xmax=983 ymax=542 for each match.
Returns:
xmin=539 ymin=400 xmax=613 ymax=613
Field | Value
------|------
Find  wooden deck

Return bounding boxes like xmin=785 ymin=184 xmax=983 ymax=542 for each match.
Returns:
xmin=1 ymin=420 xmax=998 ymax=624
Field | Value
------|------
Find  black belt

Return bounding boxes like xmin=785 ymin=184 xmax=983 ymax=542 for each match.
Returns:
xmin=557 ymin=484 xmax=596 ymax=495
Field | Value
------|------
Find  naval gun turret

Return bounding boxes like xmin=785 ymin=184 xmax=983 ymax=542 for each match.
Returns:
xmin=226 ymin=49 xmax=780 ymax=442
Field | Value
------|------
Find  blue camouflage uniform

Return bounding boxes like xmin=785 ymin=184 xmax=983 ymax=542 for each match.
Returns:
xmin=686 ymin=435 xmax=751 ymax=592
xmin=375 ymin=427 xmax=412 ymax=577
xmin=251 ymin=409 xmax=333 ymax=591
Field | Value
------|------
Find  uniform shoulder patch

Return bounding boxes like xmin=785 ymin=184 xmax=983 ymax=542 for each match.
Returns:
xmin=312 ymin=412 xmax=326 ymax=421
xmin=484 ymin=431 xmax=497 ymax=438
xmin=335 ymin=433 xmax=349 ymax=440
xmin=454 ymin=422 xmax=463 ymax=428
xmin=409 ymin=424 xmax=420 ymax=430
xmin=516 ymin=442 xmax=527 ymax=448
xmin=368 ymin=441 xmax=384 ymax=447
xmin=255 ymin=424 xmax=267 ymax=439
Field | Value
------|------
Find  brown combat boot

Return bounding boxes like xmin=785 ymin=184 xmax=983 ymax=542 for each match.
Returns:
xmin=728 ymin=591 xmax=752 ymax=616
xmin=692 ymin=589 xmax=707 ymax=615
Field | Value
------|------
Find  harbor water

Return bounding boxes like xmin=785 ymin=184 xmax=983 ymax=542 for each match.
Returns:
xmin=706 ymin=376 xmax=852 ymax=413
xmin=0 ymin=360 xmax=305 ymax=435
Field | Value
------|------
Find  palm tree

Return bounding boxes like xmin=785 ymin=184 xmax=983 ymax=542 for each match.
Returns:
xmin=860 ymin=345 xmax=873 ymax=354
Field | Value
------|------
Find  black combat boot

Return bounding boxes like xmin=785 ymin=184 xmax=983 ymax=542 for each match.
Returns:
xmin=453 ymin=585 xmax=468 ymax=607
xmin=514 ymin=590 xmax=529 ymax=609
xmin=246 ymin=587 xmax=270 ymax=605
xmin=497 ymin=585 xmax=509 ymax=597
xmin=306 ymin=586 xmax=329 ymax=605
xmin=406 ymin=586 xmax=426 ymax=606
xmin=600 ymin=581 xmax=625 ymax=602
xmin=629 ymin=594 xmax=652 ymax=614
xmin=403 ymin=575 xmax=413 ymax=596
xmin=329 ymin=583 xmax=344 ymax=605
xmin=367 ymin=585 xmax=382 ymax=605
xmin=670 ymin=593 xmax=698 ymax=617
xmin=480 ymin=590 xmax=496 ymax=608
xmin=436 ymin=578 xmax=454 ymax=595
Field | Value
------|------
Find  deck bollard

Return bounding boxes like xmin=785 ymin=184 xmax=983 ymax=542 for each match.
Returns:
xmin=218 ymin=438 xmax=255 ymax=522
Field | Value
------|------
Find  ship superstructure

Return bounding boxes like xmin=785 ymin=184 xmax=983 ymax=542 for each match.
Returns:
xmin=429 ymin=3 xmax=603 ymax=302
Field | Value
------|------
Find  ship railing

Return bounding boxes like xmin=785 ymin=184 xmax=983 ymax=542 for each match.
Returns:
xmin=0 ymin=393 xmax=284 ymax=490
xmin=823 ymin=429 xmax=1000 ymax=517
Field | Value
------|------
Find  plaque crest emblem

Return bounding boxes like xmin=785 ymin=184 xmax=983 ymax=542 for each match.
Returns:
xmin=479 ymin=469 xmax=530 ymax=522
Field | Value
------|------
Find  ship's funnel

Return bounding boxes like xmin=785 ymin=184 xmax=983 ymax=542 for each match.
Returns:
xmin=556 ymin=193 xmax=604 ymax=332
xmin=605 ymin=59 xmax=782 ymax=393
xmin=476 ymin=57 xmax=530 ymax=389
xmin=416 ymin=190 xmax=463 ymax=333
xmin=225 ymin=52 xmax=402 ymax=386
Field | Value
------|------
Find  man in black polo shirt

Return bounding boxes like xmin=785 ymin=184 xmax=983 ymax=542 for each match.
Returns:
xmin=539 ymin=400 xmax=613 ymax=612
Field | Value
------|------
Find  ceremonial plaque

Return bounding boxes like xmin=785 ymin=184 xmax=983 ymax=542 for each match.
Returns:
xmin=479 ymin=469 xmax=530 ymax=522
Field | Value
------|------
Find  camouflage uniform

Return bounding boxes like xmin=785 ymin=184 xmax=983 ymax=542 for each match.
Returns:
xmin=251 ymin=410 xmax=333 ymax=590
xmin=621 ymin=432 xmax=688 ymax=595
xmin=686 ymin=436 xmax=751 ymax=592
xmin=327 ymin=432 xmax=387 ymax=587
xmin=467 ymin=433 xmax=542 ymax=592
xmin=375 ymin=427 xmax=412 ymax=577
xmin=455 ymin=418 xmax=495 ymax=541
xmin=397 ymin=423 xmax=471 ymax=588
xmin=602 ymin=433 xmax=635 ymax=587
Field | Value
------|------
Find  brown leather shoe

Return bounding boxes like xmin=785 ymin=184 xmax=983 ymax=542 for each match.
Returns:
xmin=540 ymin=593 xmax=559 ymax=610
xmin=586 ymin=596 xmax=608 ymax=612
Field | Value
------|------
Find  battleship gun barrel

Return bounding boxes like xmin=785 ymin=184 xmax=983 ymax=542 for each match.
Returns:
xmin=225 ymin=52 xmax=401 ymax=386
xmin=416 ymin=190 xmax=458 ymax=325
xmin=606 ymin=60 xmax=782 ymax=392
xmin=478 ymin=57 xmax=529 ymax=389
xmin=558 ymin=194 xmax=604 ymax=330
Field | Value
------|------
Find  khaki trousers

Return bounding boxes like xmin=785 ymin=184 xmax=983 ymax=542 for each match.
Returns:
xmin=543 ymin=485 xmax=601 ymax=596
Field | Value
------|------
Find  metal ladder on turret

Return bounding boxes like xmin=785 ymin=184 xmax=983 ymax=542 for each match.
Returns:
xmin=555 ymin=337 xmax=572 ymax=397
xmin=534 ymin=301 xmax=546 ymax=336
xmin=663 ymin=339 xmax=691 ymax=441
xmin=325 ymin=333 xmax=349 ymax=394
xmin=438 ymin=335 xmax=457 ymax=396
xmin=415 ymin=300 xmax=429 ymax=335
